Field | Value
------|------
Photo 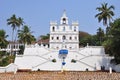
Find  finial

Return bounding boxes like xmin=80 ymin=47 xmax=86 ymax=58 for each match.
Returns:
xmin=63 ymin=9 xmax=66 ymax=17
xmin=63 ymin=9 xmax=66 ymax=13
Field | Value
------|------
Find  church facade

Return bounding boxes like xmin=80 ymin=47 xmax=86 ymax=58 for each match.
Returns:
xmin=14 ymin=11 xmax=112 ymax=71
xmin=50 ymin=11 xmax=79 ymax=50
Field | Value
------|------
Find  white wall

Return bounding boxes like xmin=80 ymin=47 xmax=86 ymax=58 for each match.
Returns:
xmin=14 ymin=46 xmax=112 ymax=71
xmin=112 ymin=64 xmax=120 ymax=72
xmin=0 ymin=63 xmax=18 ymax=73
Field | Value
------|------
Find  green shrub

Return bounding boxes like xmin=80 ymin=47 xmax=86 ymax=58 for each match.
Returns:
xmin=52 ymin=59 xmax=56 ymax=63
xmin=71 ymin=59 xmax=76 ymax=63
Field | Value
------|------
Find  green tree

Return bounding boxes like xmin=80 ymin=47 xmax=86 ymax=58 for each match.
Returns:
xmin=40 ymin=33 xmax=50 ymax=40
xmin=0 ymin=55 xmax=15 ymax=66
xmin=18 ymin=45 xmax=25 ymax=55
xmin=0 ymin=30 xmax=8 ymax=48
xmin=7 ymin=14 xmax=19 ymax=42
xmin=80 ymin=35 xmax=97 ymax=46
xmin=14 ymin=17 xmax=24 ymax=42
xmin=109 ymin=18 xmax=120 ymax=64
xmin=95 ymin=3 xmax=115 ymax=27
xmin=79 ymin=31 xmax=90 ymax=40
xmin=18 ymin=25 xmax=36 ymax=45
xmin=103 ymin=18 xmax=120 ymax=64
xmin=18 ymin=17 xmax=24 ymax=27
xmin=7 ymin=15 xmax=24 ymax=55
xmin=97 ymin=27 xmax=104 ymax=45
xmin=7 ymin=14 xmax=24 ymax=42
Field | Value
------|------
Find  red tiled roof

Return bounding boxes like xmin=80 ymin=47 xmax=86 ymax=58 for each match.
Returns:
xmin=8 ymin=41 xmax=19 ymax=44
xmin=37 ymin=39 xmax=49 ymax=44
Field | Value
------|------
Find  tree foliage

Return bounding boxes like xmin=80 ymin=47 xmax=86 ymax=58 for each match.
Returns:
xmin=7 ymin=14 xmax=24 ymax=42
xmin=40 ymin=34 xmax=50 ymax=40
xmin=0 ymin=30 xmax=8 ymax=48
xmin=95 ymin=3 xmax=115 ymax=26
xmin=18 ymin=25 xmax=36 ymax=45
xmin=103 ymin=18 xmax=120 ymax=64
xmin=0 ymin=55 xmax=15 ymax=66
xmin=79 ymin=28 xmax=105 ymax=47
xmin=96 ymin=27 xmax=105 ymax=45
xmin=80 ymin=35 xmax=94 ymax=46
xmin=79 ymin=31 xmax=90 ymax=40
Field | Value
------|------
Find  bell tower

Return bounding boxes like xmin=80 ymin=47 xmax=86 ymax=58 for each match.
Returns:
xmin=60 ymin=10 xmax=68 ymax=25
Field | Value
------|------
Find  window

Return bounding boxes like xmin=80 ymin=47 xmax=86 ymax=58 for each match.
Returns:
xmin=57 ymin=37 xmax=59 ymax=40
xmin=51 ymin=37 xmax=54 ymax=40
xmin=75 ymin=36 xmax=77 ymax=40
xmin=63 ymin=18 xmax=66 ymax=24
xmin=74 ymin=27 xmax=76 ymax=31
xmin=63 ymin=27 xmax=65 ymax=31
xmin=69 ymin=37 xmax=72 ymax=40
xmin=65 ymin=45 xmax=67 ymax=48
xmin=62 ymin=35 xmax=66 ymax=40
xmin=56 ymin=47 xmax=59 ymax=49
xmin=52 ymin=26 xmax=55 ymax=31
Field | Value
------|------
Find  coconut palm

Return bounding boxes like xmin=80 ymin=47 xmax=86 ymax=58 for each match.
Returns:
xmin=7 ymin=14 xmax=19 ymax=42
xmin=18 ymin=17 xmax=24 ymax=27
xmin=18 ymin=25 xmax=36 ymax=45
xmin=14 ymin=17 xmax=24 ymax=42
xmin=95 ymin=3 xmax=115 ymax=27
xmin=0 ymin=30 xmax=8 ymax=48
xmin=7 ymin=14 xmax=24 ymax=42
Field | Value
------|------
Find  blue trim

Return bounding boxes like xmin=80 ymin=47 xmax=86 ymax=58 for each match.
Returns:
xmin=59 ymin=49 xmax=68 ymax=54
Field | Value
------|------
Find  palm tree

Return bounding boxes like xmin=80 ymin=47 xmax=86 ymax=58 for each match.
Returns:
xmin=97 ymin=27 xmax=104 ymax=45
xmin=14 ymin=17 xmax=24 ymax=42
xmin=0 ymin=30 xmax=8 ymax=48
xmin=18 ymin=25 xmax=36 ymax=45
xmin=7 ymin=14 xmax=19 ymax=42
xmin=95 ymin=3 xmax=115 ymax=27
xmin=18 ymin=17 xmax=24 ymax=27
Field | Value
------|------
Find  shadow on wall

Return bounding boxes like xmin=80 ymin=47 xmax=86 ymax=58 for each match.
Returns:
xmin=98 ymin=56 xmax=111 ymax=71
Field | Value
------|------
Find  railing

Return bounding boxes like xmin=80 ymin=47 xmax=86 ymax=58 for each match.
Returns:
xmin=0 ymin=48 xmax=20 ymax=51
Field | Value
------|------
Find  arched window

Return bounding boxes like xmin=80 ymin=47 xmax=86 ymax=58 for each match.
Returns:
xmin=51 ymin=37 xmax=54 ymax=40
xmin=75 ymin=36 xmax=77 ymax=40
xmin=69 ymin=37 xmax=72 ymax=40
xmin=63 ymin=18 xmax=66 ymax=24
xmin=52 ymin=26 xmax=55 ymax=31
xmin=57 ymin=37 xmax=59 ymax=40
xmin=62 ymin=35 xmax=66 ymax=40
xmin=74 ymin=26 xmax=76 ymax=31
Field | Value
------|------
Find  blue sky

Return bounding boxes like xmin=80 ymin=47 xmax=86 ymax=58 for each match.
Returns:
xmin=0 ymin=0 xmax=120 ymax=40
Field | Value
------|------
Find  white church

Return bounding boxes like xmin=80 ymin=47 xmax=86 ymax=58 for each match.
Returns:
xmin=14 ymin=11 xmax=112 ymax=71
